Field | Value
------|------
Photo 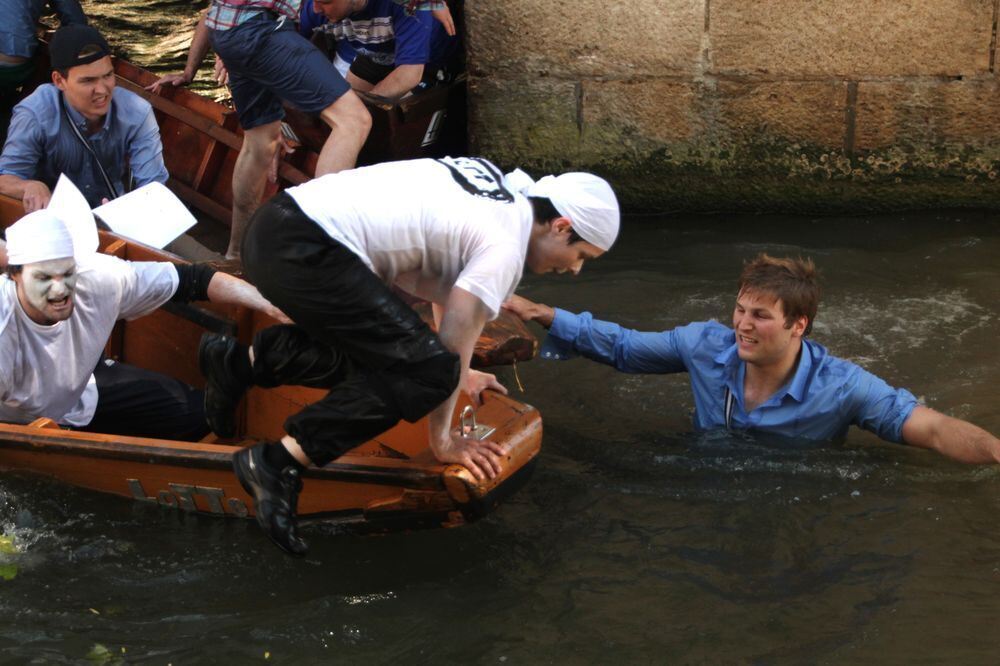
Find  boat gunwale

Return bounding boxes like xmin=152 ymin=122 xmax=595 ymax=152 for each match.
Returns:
xmin=0 ymin=389 xmax=541 ymax=492
xmin=0 ymin=425 xmax=449 ymax=489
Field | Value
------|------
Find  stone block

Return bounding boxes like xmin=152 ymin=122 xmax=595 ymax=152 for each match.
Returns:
xmin=578 ymin=79 xmax=704 ymax=163
xmin=576 ymin=79 xmax=846 ymax=163
xmin=466 ymin=0 xmax=705 ymax=79
xmin=713 ymin=80 xmax=847 ymax=149
xmin=467 ymin=76 xmax=582 ymax=169
xmin=855 ymin=78 xmax=1000 ymax=151
xmin=710 ymin=0 xmax=994 ymax=77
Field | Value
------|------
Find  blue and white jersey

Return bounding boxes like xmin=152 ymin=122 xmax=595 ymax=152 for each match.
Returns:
xmin=300 ymin=0 xmax=454 ymax=67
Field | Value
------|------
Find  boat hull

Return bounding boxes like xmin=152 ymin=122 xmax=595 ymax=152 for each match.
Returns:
xmin=0 ymin=51 xmax=542 ymax=532
xmin=0 ymin=390 xmax=541 ymax=531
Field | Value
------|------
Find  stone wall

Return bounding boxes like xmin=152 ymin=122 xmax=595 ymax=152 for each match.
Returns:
xmin=465 ymin=0 xmax=1000 ymax=211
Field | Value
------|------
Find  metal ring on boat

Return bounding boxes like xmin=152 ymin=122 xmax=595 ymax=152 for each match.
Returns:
xmin=459 ymin=405 xmax=495 ymax=441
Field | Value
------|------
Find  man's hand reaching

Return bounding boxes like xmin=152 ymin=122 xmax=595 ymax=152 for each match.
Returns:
xmin=146 ymin=72 xmax=193 ymax=95
xmin=502 ymin=294 xmax=555 ymax=328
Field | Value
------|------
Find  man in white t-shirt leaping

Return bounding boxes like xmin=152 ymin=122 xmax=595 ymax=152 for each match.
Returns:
xmin=198 ymin=156 xmax=621 ymax=555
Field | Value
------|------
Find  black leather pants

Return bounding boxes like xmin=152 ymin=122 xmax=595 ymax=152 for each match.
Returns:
xmin=242 ymin=193 xmax=459 ymax=466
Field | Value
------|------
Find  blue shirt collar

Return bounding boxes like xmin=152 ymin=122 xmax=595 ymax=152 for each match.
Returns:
xmin=785 ymin=340 xmax=813 ymax=402
xmin=714 ymin=336 xmax=812 ymax=405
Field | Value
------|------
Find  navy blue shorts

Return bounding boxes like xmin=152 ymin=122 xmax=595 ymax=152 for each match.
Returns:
xmin=209 ymin=13 xmax=351 ymax=130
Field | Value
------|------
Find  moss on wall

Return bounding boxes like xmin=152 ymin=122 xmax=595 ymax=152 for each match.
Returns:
xmin=469 ymin=78 xmax=1000 ymax=212
xmin=466 ymin=0 xmax=1000 ymax=211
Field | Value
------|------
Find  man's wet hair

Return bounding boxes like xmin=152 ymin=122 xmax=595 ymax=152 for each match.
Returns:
xmin=738 ymin=254 xmax=820 ymax=335
xmin=528 ymin=196 xmax=583 ymax=244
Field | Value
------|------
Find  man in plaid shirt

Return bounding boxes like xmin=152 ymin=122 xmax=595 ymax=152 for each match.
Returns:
xmin=150 ymin=0 xmax=371 ymax=260
xmin=204 ymin=0 xmax=300 ymax=29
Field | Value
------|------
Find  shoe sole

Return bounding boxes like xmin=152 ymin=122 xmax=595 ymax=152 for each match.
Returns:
xmin=232 ymin=448 xmax=255 ymax=497
xmin=199 ymin=333 xmax=237 ymax=439
xmin=231 ymin=449 xmax=308 ymax=557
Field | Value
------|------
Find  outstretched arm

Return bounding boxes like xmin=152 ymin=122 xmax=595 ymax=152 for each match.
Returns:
xmin=901 ymin=405 xmax=1000 ymax=464
xmin=146 ymin=12 xmax=213 ymax=94
xmin=205 ymin=271 xmax=290 ymax=324
xmin=427 ymin=287 xmax=508 ymax=481
xmin=503 ymin=293 xmax=555 ymax=328
xmin=504 ymin=293 xmax=689 ymax=374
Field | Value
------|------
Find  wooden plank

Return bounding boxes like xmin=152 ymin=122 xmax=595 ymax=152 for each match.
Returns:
xmin=116 ymin=76 xmax=243 ymax=151
xmin=0 ymin=194 xmax=23 ymax=227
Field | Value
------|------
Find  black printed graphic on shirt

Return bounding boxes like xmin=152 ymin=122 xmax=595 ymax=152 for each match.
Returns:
xmin=436 ymin=157 xmax=515 ymax=203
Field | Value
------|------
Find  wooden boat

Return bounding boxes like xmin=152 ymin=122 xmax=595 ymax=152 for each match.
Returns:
xmin=0 ymin=222 xmax=542 ymax=532
xmin=0 ymin=51 xmax=542 ymax=531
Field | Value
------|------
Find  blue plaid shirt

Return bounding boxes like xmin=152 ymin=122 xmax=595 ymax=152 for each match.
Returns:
xmin=541 ymin=310 xmax=920 ymax=443
xmin=205 ymin=0 xmax=301 ymax=30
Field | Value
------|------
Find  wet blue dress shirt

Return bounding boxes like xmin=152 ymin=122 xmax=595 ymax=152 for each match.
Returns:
xmin=0 ymin=0 xmax=87 ymax=59
xmin=541 ymin=309 xmax=919 ymax=443
xmin=0 ymin=84 xmax=168 ymax=207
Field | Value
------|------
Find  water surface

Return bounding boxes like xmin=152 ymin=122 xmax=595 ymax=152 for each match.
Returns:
xmin=5 ymin=3 xmax=1000 ymax=662
xmin=2 ymin=209 xmax=998 ymax=663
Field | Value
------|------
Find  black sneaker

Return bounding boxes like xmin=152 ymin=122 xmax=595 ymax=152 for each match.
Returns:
xmin=233 ymin=443 xmax=307 ymax=556
xmin=199 ymin=333 xmax=249 ymax=439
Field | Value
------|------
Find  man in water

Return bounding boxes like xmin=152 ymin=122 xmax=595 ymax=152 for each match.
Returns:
xmin=504 ymin=254 xmax=1000 ymax=463
xmin=0 ymin=24 xmax=168 ymax=211
xmin=150 ymin=0 xmax=371 ymax=260
xmin=0 ymin=209 xmax=286 ymax=440
xmin=197 ymin=157 xmax=620 ymax=555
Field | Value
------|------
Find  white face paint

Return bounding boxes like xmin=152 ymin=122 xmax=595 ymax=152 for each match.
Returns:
xmin=15 ymin=257 xmax=78 ymax=324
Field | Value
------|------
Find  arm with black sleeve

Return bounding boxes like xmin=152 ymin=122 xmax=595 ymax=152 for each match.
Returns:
xmin=171 ymin=263 xmax=290 ymax=323
xmin=170 ymin=263 xmax=216 ymax=303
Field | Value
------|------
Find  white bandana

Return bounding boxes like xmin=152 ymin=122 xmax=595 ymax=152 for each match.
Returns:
xmin=5 ymin=210 xmax=76 ymax=266
xmin=504 ymin=169 xmax=620 ymax=251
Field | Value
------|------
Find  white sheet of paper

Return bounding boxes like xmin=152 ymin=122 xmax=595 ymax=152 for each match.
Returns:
xmin=47 ymin=174 xmax=99 ymax=258
xmin=92 ymin=182 xmax=196 ymax=249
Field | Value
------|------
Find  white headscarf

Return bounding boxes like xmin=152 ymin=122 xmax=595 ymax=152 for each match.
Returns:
xmin=505 ymin=168 xmax=620 ymax=251
xmin=5 ymin=210 xmax=76 ymax=266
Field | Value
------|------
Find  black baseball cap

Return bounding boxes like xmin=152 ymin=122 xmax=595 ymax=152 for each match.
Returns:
xmin=49 ymin=24 xmax=111 ymax=71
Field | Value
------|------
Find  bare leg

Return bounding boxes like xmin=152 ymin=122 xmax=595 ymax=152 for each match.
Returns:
xmin=315 ymin=89 xmax=371 ymax=176
xmin=280 ymin=434 xmax=312 ymax=467
xmin=228 ymin=120 xmax=282 ymax=259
